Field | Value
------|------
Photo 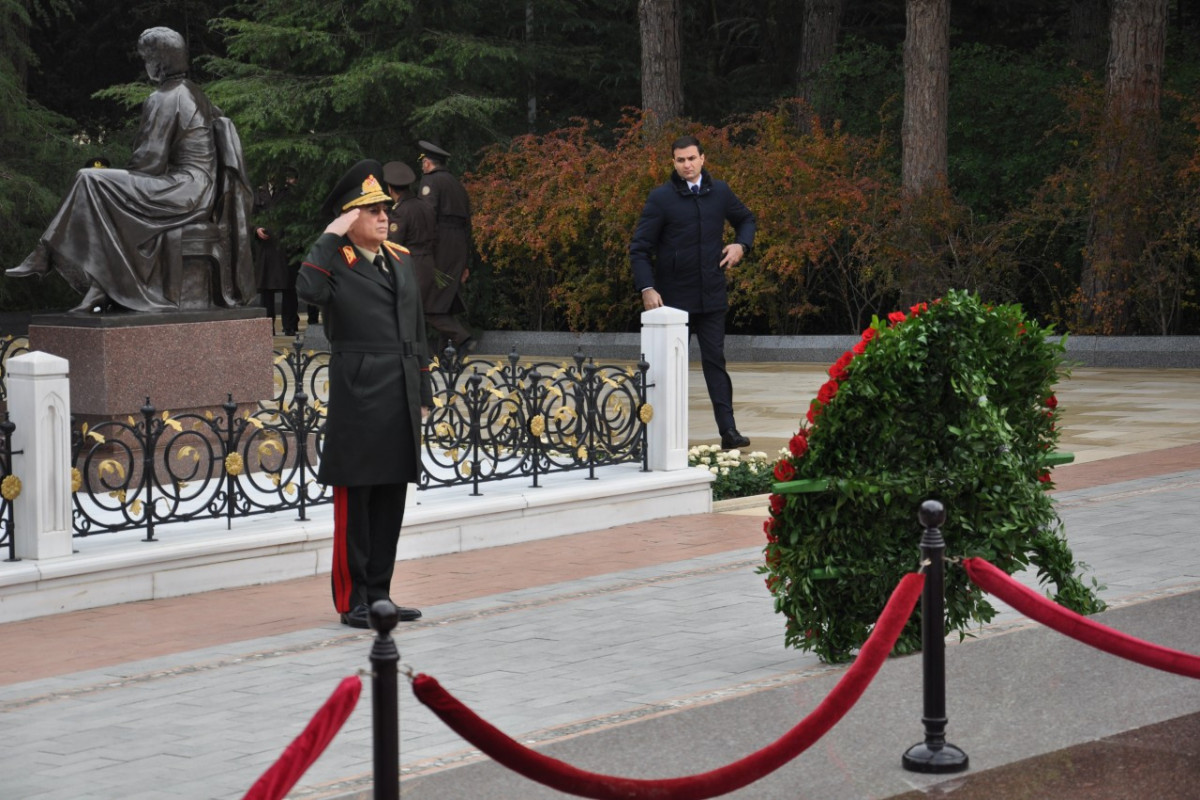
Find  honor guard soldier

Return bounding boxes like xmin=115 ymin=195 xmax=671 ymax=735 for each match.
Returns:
xmin=383 ymin=160 xmax=440 ymax=339
xmin=416 ymin=140 xmax=475 ymax=353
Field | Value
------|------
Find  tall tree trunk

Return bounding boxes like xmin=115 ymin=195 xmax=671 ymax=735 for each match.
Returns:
xmin=638 ymin=0 xmax=683 ymax=125
xmin=796 ymin=0 xmax=846 ymax=124
xmin=526 ymin=0 xmax=536 ymax=132
xmin=1080 ymin=0 xmax=1167 ymax=332
xmin=1070 ymin=0 xmax=1112 ymax=72
xmin=901 ymin=0 xmax=949 ymax=195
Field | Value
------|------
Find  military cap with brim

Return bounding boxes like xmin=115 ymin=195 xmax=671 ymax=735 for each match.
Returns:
xmin=320 ymin=159 xmax=393 ymax=219
xmin=417 ymin=140 xmax=451 ymax=160
xmin=383 ymin=160 xmax=417 ymax=189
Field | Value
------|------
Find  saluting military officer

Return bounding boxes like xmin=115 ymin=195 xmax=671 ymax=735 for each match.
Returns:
xmin=416 ymin=140 xmax=475 ymax=352
xmin=296 ymin=159 xmax=433 ymax=629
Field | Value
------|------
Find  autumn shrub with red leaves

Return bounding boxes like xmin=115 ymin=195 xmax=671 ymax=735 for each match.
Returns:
xmin=466 ymin=104 xmax=906 ymax=334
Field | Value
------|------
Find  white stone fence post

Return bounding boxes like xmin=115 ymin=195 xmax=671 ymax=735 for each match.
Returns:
xmin=7 ymin=351 xmax=74 ymax=560
xmin=639 ymin=306 xmax=689 ymax=471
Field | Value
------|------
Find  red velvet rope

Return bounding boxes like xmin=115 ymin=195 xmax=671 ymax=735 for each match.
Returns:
xmin=242 ymin=675 xmax=362 ymax=800
xmin=412 ymin=572 xmax=924 ymax=799
xmin=964 ymin=557 xmax=1200 ymax=680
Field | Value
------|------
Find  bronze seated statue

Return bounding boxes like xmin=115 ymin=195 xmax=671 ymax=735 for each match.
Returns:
xmin=7 ymin=26 xmax=254 ymax=313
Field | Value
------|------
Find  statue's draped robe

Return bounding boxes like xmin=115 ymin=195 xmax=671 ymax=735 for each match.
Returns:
xmin=42 ymin=77 xmax=217 ymax=311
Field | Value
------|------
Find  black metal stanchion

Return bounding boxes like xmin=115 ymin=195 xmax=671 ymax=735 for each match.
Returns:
xmin=369 ymin=600 xmax=401 ymax=800
xmin=902 ymin=499 xmax=969 ymax=773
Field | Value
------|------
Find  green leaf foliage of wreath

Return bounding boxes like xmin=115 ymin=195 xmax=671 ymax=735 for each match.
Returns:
xmin=761 ymin=290 xmax=1105 ymax=663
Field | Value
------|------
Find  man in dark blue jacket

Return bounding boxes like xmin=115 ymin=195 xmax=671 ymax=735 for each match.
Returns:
xmin=630 ymin=135 xmax=756 ymax=449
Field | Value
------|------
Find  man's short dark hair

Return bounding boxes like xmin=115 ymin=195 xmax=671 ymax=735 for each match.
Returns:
xmin=671 ymin=135 xmax=703 ymax=154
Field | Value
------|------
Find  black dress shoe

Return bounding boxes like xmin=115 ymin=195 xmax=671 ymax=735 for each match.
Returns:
xmin=383 ymin=601 xmax=422 ymax=621
xmin=339 ymin=604 xmax=371 ymax=629
xmin=396 ymin=606 xmax=422 ymax=621
xmin=720 ymin=428 xmax=750 ymax=449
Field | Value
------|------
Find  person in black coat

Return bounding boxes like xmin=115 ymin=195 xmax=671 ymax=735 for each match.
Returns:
xmin=383 ymin=160 xmax=440 ymax=332
xmin=417 ymin=140 xmax=475 ymax=352
xmin=296 ymin=160 xmax=433 ymax=628
xmin=630 ymin=135 xmax=756 ymax=449
xmin=252 ymin=172 xmax=293 ymax=332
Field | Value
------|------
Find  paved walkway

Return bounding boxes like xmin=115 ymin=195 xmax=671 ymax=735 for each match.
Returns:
xmin=1 ymin=363 xmax=1199 ymax=799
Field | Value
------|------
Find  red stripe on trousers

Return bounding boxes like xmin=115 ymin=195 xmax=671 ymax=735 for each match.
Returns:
xmin=332 ymin=486 xmax=353 ymax=613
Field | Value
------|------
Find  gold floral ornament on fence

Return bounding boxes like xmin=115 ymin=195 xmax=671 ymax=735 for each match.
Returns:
xmin=225 ymin=453 xmax=245 ymax=476
xmin=528 ymin=414 xmax=546 ymax=438
xmin=71 ymin=468 xmax=82 ymax=493
xmin=638 ymin=403 xmax=654 ymax=423
xmin=1 ymin=474 xmax=21 ymax=501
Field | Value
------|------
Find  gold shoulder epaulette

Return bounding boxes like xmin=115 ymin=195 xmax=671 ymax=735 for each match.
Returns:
xmin=382 ymin=240 xmax=410 ymax=257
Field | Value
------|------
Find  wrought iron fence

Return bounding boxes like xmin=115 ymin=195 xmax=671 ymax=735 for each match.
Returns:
xmin=70 ymin=340 xmax=650 ymax=539
xmin=1 ymin=414 xmax=17 ymax=561
xmin=0 ymin=335 xmax=31 ymax=405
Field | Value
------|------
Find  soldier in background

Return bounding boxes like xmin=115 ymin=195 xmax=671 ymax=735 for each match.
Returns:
xmin=383 ymin=161 xmax=439 ymax=342
xmin=417 ymin=140 xmax=475 ymax=353
xmin=252 ymin=169 xmax=293 ymax=333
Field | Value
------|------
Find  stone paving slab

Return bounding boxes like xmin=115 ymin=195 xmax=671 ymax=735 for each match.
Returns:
xmin=2 ymin=364 xmax=1198 ymax=799
xmin=399 ymin=589 xmax=1200 ymax=800
xmin=2 ymin=468 xmax=1198 ymax=799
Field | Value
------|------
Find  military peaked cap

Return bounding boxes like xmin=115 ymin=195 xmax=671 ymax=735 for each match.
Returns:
xmin=383 ymin=161 xmax=417 ymax=189
xmin=417 ymin=140 xmax=451 ymax=161
xmin=320 ymin=159 xmax=392 ymax=218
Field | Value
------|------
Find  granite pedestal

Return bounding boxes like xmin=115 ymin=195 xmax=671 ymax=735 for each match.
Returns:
xmin=28 ymin=309 xmax=274 ymax=419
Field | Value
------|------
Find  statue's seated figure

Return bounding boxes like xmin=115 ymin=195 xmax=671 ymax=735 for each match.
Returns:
xmin=7 ymin=26 xmax=254 ymax=313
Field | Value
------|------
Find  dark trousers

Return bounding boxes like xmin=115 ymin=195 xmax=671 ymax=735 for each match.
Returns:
xmin=261 ymin=288 xmax=299 ymax=333
xmin=426 ymin=312 xmax=470 ymax=349
xmin=331 ymin=483 xmax=407 ymax=612
xmin=262 ymin=266 xmax=319 ymax=334
xmin=690 ymin=309 xmax=736 ymax=433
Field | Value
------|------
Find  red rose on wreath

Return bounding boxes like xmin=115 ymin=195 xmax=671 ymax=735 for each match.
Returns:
xmin=774 ymin=459 xmax=795 ymax=482
xmin=829 ymin=351 xmax=854 ymax=382
xmin=806 ymin=403 xmax=823 ymax=424
xmin=769 ymin=493 xmax=786 ymax=514
xmin=788 ymin=432 xmax=809 ymax=458
xmin=887 ymin=311 xmax=907 ymax=326
xmin=1045 ymin=395 xmax=1058 ymax=409
xmin=817 ymin=379 xmax=839 ymax=405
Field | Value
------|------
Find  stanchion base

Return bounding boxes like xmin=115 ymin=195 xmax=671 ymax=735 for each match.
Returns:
xmin=901 ymin=742 xmax=969 ymax=773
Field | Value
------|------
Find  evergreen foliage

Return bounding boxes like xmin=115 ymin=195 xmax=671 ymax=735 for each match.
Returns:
xmin=2 ymin=2 xmax=1200 ymax=332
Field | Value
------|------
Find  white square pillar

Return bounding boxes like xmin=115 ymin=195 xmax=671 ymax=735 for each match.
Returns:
xmin=7 ymin=351 xmax=74 ymax=560
xmin=640 ymin=306 xmax=690 ymax=471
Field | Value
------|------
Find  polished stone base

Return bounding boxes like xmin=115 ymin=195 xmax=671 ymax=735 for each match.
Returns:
xmin=28 ymin=309 xmax=273 ymax=417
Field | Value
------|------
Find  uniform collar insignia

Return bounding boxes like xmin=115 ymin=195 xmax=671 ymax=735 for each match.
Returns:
xmin=340 ymin=245 xmax=358 ymax=266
